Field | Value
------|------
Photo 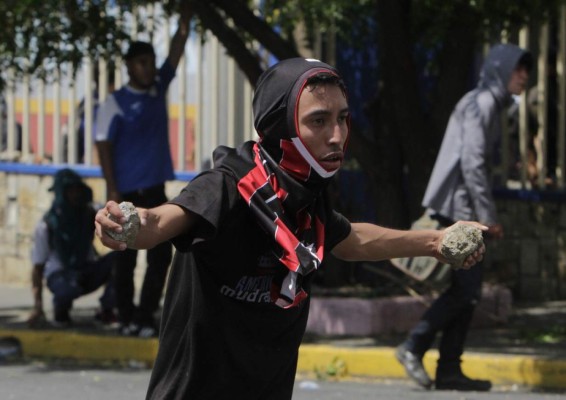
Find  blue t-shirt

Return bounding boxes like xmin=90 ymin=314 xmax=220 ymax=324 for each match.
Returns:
xmin=95 ymin=61 xmax=176 ymax=194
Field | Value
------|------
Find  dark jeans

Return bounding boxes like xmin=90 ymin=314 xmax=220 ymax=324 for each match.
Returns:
xmin=115 ymin=184 xmax=172 ymax=326
xmin=404 ymin=214 xmax=483 ymax=376
xmin=47 ymin=252 xmax=116 ymax=313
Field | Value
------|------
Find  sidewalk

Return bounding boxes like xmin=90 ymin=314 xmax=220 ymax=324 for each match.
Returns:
xmin=1 ymin=283 xmax=565 ymax=392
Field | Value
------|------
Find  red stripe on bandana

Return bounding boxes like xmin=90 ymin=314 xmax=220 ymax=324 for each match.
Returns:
xmin=237 ymin=165 xmax=269 ymax=205
xmin=230 ymin=142 xmax=325 ymax=308
xmin=279 ymin=139 xmax=311 ymax=181
xmin=273 ymin=218 xmax=302 ymax=272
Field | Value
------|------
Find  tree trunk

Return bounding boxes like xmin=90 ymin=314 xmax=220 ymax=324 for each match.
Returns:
xmin=429 ymin=3 xmax=480 ymax=142
xmin=349 ymin=0 xmax=481 ymax=229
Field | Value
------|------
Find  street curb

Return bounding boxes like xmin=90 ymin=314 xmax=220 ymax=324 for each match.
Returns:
xmin=2 ymin=328 xmax=565 ymax=390
xmin=0 ymin=328 xmax=158 ymax=366
xmin=297 ymin=345 xmax=566 ymax=390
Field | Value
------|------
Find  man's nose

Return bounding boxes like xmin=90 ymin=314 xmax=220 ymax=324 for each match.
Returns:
xmin=329 ymin=123 xmax=345 ymax=144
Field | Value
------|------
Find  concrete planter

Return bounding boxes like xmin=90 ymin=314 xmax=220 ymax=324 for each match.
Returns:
xmin=306 ymin=284 xmax=512 ymax=336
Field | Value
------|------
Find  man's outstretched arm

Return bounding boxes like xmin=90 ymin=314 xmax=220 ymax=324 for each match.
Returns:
xmin=332 ymin=221 xmax=487 ymax=269
xmin=167 ymin=1 xmax=193 ymax=70
xmin=95 ymin=201 xmax=197 ymax=251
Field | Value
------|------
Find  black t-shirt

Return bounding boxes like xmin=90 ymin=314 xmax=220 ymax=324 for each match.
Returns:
xmin=146 ymin=169 xmax=351 ymax=400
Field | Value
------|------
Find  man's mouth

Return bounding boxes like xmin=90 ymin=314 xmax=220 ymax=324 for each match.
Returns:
xmin=319 ymin=152 xmax=344 ymax=170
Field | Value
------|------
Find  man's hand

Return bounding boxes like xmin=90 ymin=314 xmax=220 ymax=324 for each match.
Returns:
xmin=436 ymin=221 xmax=488 ymax=269
xmin=95 ymin=201 xmax=147 ymax=251
xmin=167 ymin=0 xmax=194 ymax=69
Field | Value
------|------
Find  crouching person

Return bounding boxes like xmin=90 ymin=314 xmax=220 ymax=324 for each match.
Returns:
xmin=28 ymin=168 xmax=116 ymax=327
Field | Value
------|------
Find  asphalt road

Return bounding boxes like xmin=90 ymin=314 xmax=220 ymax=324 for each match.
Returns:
xmin=2 ymin=362 xmax=565 ymax=400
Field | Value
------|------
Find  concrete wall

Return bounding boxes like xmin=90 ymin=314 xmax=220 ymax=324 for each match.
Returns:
xmin=0 ymin=171 xmax=187 ymax=288
xmin=1 ymin=171 xmax=565 ymax=301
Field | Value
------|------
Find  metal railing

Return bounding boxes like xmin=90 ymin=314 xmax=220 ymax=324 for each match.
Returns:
xmin=0 ymin=5 xmax=256 ymax=175
xmin=1 ymin=6 xmax=566 ymax=193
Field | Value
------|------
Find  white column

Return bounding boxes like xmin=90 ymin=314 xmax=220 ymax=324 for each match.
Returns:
xmin=84 ymin=58 xmax=94 ymax=165
xmin=227 ymin=57 xmax=236 ymax=148
xmin=5 ymin=69 xmax=16 ymax=159
xmin=177 ymin=54 xmax=187 ymax=170
xmin=22 ymin=73 xmax=31 ymax=161
xmin=67 ymin=66 xmax=77 ymax=164
xmin=52 ymin=69 xmax=62 ymax=164
xmin=194 ymin=36 xmax=203 ymax=170
xmin=536 ymin=23 xmax=549 ymax=189
xmin=38 ymin=79 xmax=46 ymax=160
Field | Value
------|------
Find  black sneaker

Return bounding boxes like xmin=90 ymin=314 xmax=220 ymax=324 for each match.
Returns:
xmin=435 ymin=372 xmax=492 ymax=391
xmin=395 ymin=344 xmax=433 ymax=389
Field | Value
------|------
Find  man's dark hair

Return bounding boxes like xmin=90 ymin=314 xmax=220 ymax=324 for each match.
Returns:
xmin=124 ymin=41 xmax=155 ymax=61
xmin=306 ymin=72 xmax=347 ymax=96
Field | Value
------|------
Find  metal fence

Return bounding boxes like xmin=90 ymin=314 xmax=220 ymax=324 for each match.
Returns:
xmin=0 ymin=5 xmax=256 ymax=173
xmin=496 ymin=9 xmax=566 ymax=191
xmin=1 ymin=6 xmax=566 ymax=193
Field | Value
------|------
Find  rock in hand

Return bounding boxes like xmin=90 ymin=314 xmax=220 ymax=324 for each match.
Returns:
xmin=440 ymin=224 xmax=484 ymax=268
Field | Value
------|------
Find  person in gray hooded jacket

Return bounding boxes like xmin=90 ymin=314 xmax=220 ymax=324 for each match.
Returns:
xmin=395 ymin=43 xmax=532 ymax=391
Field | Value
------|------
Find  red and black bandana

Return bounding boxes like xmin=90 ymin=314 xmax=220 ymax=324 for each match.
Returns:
xmin=214 ymin=58 xmax=349 ymax=308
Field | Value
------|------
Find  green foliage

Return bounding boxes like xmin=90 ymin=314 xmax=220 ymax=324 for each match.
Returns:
xmin=261 ymin=0 xmax=374 ymax=49
xmin=314 ymin=356 xmax=348 ymax=380
xmin=520 ymin=325 xmax=566 ymax=344
xmin=411 ymin=0 xmax=563 ymax=45
xmin=0 ymin=0 xmax=563 ymax=87
xmin=0 ymin=0 xmax=182 ymax=86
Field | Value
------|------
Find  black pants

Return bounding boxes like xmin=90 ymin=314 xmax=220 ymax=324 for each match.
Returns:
xmin=404 ymin=214 xmax=483 ymax=376
xmin=114 ymin=184 xmax=173 ymax=326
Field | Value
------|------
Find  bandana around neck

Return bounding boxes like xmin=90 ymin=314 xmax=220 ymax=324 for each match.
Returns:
xmin=213 ymin=58 xmax=348 ymax=308
xmin=214 ymin=142 xmax=326 ymax=308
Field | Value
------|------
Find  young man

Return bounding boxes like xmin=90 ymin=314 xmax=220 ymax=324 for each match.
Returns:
xmin=396 ymin=43 xmax=532 ymax=392
xmin=29 ymin=168 xmax=116 ymax=327
xmin=96 ymin=58 xmax=486 ymax=399
xmin=95 ymin=4 xmax=192 ymax=337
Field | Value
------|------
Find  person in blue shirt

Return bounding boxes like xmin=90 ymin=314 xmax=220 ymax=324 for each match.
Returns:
xmin=95 ymin=3 xmax=192 ymax=337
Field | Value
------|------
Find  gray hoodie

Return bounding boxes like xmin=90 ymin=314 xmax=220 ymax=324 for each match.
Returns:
xmin=422 ymin=43 xmax=530 ymax=225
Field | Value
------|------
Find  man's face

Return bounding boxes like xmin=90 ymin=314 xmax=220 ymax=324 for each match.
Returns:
xmin=507 ymin=65 xmax=529 ymax=95
xmin=64 ymin=183 xmax=84 ymax=207
xmin=126 ymin=53 xmax=157 ymax=89
xmin=296 ymin=83 xmax=349 ymax=172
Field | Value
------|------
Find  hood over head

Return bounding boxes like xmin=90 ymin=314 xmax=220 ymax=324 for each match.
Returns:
xmin=49 ymin=168 xmax=92 ymax=208
xmin=478 ymin=43 xmax=532 ymax=104
xmin=252 ymin=58 xmax=349 ymax=183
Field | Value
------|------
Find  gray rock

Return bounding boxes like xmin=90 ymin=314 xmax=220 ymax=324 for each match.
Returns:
xmin=106 ymin=201 xmax=140 ymax=247
xmin=440 ymin=224 xmax=484 ymax=268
